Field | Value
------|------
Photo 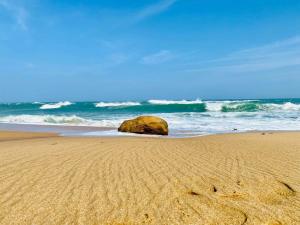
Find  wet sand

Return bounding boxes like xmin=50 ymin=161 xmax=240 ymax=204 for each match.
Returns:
xmin=0 ymin=131 xmax=299 ymax=224
xmin=0 ymin=123 xmax=114 ymax=136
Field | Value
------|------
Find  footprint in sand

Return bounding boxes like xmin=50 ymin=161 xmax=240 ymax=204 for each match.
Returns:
xmin=165 ymin=188 xmax=248 ymax=225
xmin=256 ymin=180 xmax=296 ymax=205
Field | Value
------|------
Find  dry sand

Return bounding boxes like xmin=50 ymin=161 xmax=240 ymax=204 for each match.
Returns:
xmin=0 ymin=131 xmax=299 ymax=225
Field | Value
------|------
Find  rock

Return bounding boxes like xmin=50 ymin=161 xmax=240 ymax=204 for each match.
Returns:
xmin=118 ymin=116 xmax=168 ymax=135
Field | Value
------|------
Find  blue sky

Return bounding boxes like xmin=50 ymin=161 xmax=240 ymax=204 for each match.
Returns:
xmin=1 ymin=0 xmax=300 ymax=102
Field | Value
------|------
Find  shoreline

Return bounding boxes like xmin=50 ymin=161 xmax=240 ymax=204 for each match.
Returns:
xmin=0 ymin=122 xmax=115 ymax=136
xmin=2 ymin=122 xmax=300 ymax=139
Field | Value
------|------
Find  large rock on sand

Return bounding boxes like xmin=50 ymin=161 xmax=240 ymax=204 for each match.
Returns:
xmin=118 ymin=116 xmax=168 ymax=135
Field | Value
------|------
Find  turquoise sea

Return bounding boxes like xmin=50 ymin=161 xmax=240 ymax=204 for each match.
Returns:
xmin=0 ymin=99 xmax=300 ymax=136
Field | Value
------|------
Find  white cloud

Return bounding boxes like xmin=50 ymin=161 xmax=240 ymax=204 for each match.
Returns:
xmin=0 ymin=0 xmax=28 ymax=30
xmin=187 ymin=35 xmax=300 ymax=73
xmin=141 ymin=50 xmax=175 ymax=65
xmin=135 ymin=0 xmax=178 ymax=22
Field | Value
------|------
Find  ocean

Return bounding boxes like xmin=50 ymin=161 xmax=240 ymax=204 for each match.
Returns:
xmin=0 ymin=99 xmax=300 ymax=137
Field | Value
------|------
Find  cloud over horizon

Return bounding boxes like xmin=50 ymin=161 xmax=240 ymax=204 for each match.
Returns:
xmin=186 ymin=35 xmax=300 ymax=73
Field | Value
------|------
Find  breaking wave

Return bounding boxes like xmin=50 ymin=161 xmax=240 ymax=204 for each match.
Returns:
xmin=220 ymin=101 xmax=300 ymax=112
xmin=0 ymin=99 xmax=300 ymax=136
xmin=40 ymin=101 xmax=73 ymax=109
xmin=261 ymin=102 xmax=300 ymax=111
xmin=1 ymin=99 xmax=300 ymax=113
xmin=0 ymin=115 xmax=121 ymax=127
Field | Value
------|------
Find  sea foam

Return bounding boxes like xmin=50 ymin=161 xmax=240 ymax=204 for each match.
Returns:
xmin=0 ymin=115 xmax=121 ymax=127
xmin=40 ymin=101 xmax=73 ymax=109
xmin=1 ymin=99 xmax=300 ymax=137
xmin=261 ymin=102 xmax=300 ymax=111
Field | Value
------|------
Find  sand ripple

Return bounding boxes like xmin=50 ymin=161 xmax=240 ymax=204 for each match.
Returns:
xmin=0 ymin=132 xmax=299 ymax=224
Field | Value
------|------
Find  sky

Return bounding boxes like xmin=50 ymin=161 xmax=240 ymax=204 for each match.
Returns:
xmin=0 ymin=0 xmax=300 ymax=102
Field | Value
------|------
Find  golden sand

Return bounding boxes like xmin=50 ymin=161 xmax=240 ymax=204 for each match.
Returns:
xmin=0 ymin=131 xmax=299 ymax=224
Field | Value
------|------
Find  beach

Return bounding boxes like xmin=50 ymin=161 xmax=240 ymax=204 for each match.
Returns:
xmin=0 ymin=131 xmax=299 ymax=225
xmin=2 ymin=0 xmax=300 ymax=223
